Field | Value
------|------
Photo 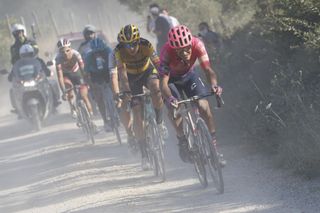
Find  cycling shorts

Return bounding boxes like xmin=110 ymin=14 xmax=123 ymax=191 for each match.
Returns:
xmin=126 ymin=65 xmax=158 ymax=107
xmin=168 ymin=71 xmax=208 ymax=99
xmin=63 ymin=72 xmax=84 ymax=86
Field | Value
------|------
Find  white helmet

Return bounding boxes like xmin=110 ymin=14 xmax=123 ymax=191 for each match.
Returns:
xmin=11 ymin=23 xmax=27 ymax=36
xmin=19 ymin=44 xmax=34 ymax=57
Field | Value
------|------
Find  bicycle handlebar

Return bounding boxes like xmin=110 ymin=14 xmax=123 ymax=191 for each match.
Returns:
xmin=176 ymin=92 xmax=224 ymax=108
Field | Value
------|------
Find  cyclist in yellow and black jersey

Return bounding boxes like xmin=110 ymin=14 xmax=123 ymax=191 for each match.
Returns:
xmin=111 ymin=24 xmax=167 ymax=170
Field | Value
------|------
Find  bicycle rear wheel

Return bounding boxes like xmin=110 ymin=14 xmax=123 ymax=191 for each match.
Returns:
xmin=79 ymin=101 xmax=95 ymax=145
xmin=197 ymin=118 xmax=224 ymax=193
xmin=183 ymin=117 xmax=208 ymax=188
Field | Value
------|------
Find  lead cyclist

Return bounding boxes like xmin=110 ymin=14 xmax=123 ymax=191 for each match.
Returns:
xmin=159 ymin=25 xmax=226 ymax=166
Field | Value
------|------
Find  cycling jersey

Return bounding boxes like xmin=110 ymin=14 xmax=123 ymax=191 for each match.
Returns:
xmin=114 ymin=38 xmax=160 ymax=74
xmin=55 ymin=49 xmax=84 ymax=74
xmin=159 ymin=36 xmax=211 ymax=77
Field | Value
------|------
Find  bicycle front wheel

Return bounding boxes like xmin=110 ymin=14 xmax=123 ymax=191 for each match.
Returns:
xmin=146 ymin=118 xmax=166 ymax=181
xmin=79 ymin=101 xmax=95 ymax=145
xmin=184 ymin=116 xmax=208 ymax=188
xmin=197 ymin=118 xmax=224 ymax=193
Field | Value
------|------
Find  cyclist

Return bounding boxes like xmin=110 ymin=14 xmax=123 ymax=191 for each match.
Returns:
xmin=84 ymin=37 xmax=113 ymax=132
xmin=111 ymin=24 xmax=168 ymax=170
xmin=159 ymin=25 xmax=226 ymax=165
xmin=55 ymin=38 xmax=93 ymax=118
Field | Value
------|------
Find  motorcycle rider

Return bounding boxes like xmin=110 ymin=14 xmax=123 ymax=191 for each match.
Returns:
xmin=10 ymin=24 xmax=39 ymax=65
xmin=9 ymin=45 xmax=50 ymax=82
xmin=9 ymin=24 xmax=39 ymax=115
xmin=9 ymin=44 xmax=54 ymax=124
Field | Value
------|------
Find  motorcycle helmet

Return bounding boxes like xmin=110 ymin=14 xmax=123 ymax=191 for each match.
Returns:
xmin=19 ymin=44 xmax=34 ymax=58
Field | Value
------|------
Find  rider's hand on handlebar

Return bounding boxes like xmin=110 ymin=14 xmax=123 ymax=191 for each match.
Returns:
xmin=212 ymin=85 xmax=223 ymax=96
xmin=123 ymin=91 xmax=132 ymax=102
xmin=167 ymin=96 xmax=178 ymax=108
xmin=62 ymin=93 xmax=68 ymax=101
xmin=114 ymin=93 xmax=123 ymax=108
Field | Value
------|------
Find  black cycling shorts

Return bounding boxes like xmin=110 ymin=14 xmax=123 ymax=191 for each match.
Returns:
xmin=126 ymin=66 xmax=158 ymax=107
xmin=169 ymin=71 xmax=209 ymax=100
xmin=63 ymin=72 xmax=84 ymax=86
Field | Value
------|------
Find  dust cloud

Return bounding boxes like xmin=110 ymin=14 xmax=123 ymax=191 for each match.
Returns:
xmin=0 ymin=0 xmax=154 ymax=116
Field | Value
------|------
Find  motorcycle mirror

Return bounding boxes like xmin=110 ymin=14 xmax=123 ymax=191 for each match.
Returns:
xmin=0 ymin=69 xmax=8 ymax=75
xmin=46 ymin=61 xmax=54 ymax=66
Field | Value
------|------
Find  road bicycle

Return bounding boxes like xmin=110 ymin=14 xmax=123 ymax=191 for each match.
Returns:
xmin=173 ymin=92 xmax=224 ymax=193
xmin=66 ymin=85 xmax=96 ymax=144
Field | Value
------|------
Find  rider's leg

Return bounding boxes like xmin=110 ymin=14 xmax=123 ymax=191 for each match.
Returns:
xmin=79 ymin=85 xmax=93 ymax=114
xmin=64 ymin=78 xmax=76 ymax=115
xmin=118 ymin=103 xmax=132 ymax=135
xmin=147 ymin=77 xmax=163 ymax=124
xmin=132 ymin=100 xmax=147 ymax=158
xmin=197 ymin=93 xmax=226 ymax=166
xmin=198 ymin=99 xmax=216 ymax=134
xmin=148 ymin=76 xmax=169 ymax=139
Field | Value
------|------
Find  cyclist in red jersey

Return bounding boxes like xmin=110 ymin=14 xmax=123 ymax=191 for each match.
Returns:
xmin=160 ymin=25 xmax=225 ymax=165
xmin=55 ymin=38 xmax=93 ymax=117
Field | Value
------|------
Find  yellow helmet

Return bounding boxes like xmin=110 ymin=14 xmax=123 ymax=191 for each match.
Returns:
xmin=118 ymin=24 xmax=140 ymax=43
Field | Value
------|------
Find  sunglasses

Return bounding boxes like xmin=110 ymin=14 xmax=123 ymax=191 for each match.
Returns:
xmin=175 ymin=45 xmax=192 ymax=55
xmin=123 ymin=41 xmax=139 ymax=49
xmin=60 ymin=48 xmax=71 ymax=54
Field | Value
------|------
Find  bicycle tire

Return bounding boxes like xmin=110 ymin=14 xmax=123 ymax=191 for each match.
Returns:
xmin=79 ymin=101 xmax=95 ymax=145
xmin=147 ymin=117 xmax=166 ymax=181
xmin=105 ymin=95 xmax=122 ymax=145
xmin=145 ymin=122 xmax=156 ymax=171
xmin=183 ymin=116 xmax=208 ymax=188
xmin=30 ymin=104 xmax=42 ymax=131
xmin=197 ymin=118 xmax=224 ymax=193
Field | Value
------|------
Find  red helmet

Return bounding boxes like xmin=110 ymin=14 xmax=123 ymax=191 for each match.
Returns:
xmin=168 ymin=25 xmax=192 ymax=49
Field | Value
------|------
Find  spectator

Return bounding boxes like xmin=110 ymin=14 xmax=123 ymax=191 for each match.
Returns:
xmin=147 ymin=3 xmax=172 ymax=54
xmin=198 ymin=22 xmax=222 ymax=64
xmin=161 ymin=8 xmax=179 ymax=27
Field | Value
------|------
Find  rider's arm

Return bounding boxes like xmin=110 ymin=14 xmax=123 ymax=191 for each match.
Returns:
xmin=56 ymin=63 xmax=66 ymax=93
xmin=148 ymin=42 xmax=161 ymax=71
xmin=37 ymin=57 xmax=51 ymax=77
xmin=113 ymin=49 xmax=130 ymax=93
xmin=159 ymin=48 xmax=173 ymax=100
xmin=160 ymin=73 xmax=172 ymax=100
xmin=196 ymin=39 xmax=219 ymax=87
xmin=109 ymin=50 xmax=119 ymax=94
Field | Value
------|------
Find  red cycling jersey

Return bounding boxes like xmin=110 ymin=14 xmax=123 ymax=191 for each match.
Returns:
xmin=159 ymin=36 xmax=211 ymax=77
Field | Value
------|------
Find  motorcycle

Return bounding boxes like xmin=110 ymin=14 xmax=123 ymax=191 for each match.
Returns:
xmin=2 ymin=58 xmax=55 ymax=131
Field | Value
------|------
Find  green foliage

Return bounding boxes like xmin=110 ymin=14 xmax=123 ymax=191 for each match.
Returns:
xmin=0 ymin=20 xmax=12 ymax=69
xmin=119 ymin=0 xmax=320 ymax=176
xmin=119 ymin=0 xmax=256 ymax=37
